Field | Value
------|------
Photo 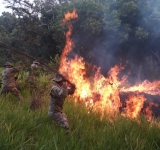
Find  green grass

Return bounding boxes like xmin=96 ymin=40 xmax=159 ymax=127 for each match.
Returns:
xmin=0 ymin=74 xmax=160 ymax=150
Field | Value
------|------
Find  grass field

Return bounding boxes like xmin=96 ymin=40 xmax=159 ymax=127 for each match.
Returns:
xmin=0 ymin=67 xmax=3 ymax=72
xmin=0 ymin=73 xmax=160 ymax=150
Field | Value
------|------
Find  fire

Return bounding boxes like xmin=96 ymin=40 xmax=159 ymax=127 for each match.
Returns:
xmin=122 ymin=80 xmax=160 ymax=95
xmin=62 ymin=9 xmax=78 ymax=23
xmin=123 ymin=94 xmax=146 ymax=118
xmin=144 ymin=102 xmax=159 ymax=121
xmin=59 ymin=9 xmax=78 ymax=71
xmin=59 ymin=9 xmax=160 ymax=120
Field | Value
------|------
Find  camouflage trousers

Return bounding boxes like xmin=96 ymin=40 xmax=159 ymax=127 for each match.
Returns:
xmin=1 ymin=86 xmax=23 ymax=101
xmin=49 ymin=112 xmax=70 ymax=130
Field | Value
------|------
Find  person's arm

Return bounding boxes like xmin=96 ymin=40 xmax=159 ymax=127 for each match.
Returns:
xmin=12 ymin=61 xmax=22 ymax=73
xmin=51 ymin=83 xmax=68 ymax=98
xmin=68 ymin=83 xmax=76 ymax=95
xmin=61 ymin=76 xmax=76 ymax=95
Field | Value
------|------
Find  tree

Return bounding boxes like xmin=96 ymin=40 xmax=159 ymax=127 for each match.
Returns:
xmin=0 ymin=0 xmax=160 ymax=77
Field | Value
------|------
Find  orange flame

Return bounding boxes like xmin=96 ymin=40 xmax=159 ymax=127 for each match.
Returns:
xmin=59 ymin=9 xmax=78 ymax=71
xmin=59 ymin=9 xmax=159 ymax=120
xmin=122 ymin=80 xmax=160 ymax=95
xmin=123 ymin=94 xmax=146 ymax=118
xmin=62 ymin=9 xmax=78 ymax=23
xmin=144 ymin=102 xmax=159 ymax=121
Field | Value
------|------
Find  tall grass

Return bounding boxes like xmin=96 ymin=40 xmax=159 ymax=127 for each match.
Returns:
xmin=0 ymin=72 xmax=160 ymax=150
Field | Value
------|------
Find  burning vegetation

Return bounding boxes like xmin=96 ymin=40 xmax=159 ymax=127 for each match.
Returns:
xmin=59 ymin=10 xmax=160 ymax=121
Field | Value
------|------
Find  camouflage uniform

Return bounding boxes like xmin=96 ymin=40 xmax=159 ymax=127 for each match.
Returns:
xmin=31 ymin=60 xmax=40 ymax=72
xmin=26 ymin=60 xmax=40 ymax=87
xmin=1 ymin=62 xmax=23 ymax=100
xmin=48 ymin=74 xmax=75 ymax=132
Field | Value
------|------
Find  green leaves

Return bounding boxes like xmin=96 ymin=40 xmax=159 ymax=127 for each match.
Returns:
xmin=81 ymin=18 xmax=102 ymax=35
xmin=0 ymin=0 xmax=160 ymax=69
xmin=135 ymin=27 xmax=149 ymax=40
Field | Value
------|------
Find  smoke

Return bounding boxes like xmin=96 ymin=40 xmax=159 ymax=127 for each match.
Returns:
xmin=67 ymin=0 xmax=160 ymax=83
xmin=71 ymin=32 xmax=120 ymax=77
xmin=137 ymin=0 xmax=160 ymax=38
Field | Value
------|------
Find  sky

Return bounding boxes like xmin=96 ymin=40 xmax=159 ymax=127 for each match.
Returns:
xmin=0 ymin=0 xmax=61 ymax=15
xmin=0 ymin=0 xmax=12 ymax=15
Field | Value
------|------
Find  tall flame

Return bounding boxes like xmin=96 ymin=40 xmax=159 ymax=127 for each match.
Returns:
xmin=59 ymin=9 xmax=160 ymax=120
xmin=59 ymin=9 xmax=78 ymax=72
xmin=123 ymin=94 xmax=146 ymax=118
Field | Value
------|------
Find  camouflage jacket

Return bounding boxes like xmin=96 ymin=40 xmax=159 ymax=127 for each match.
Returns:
xmin=1 ymin=66 xmax=22 ymax=88
xmin=48 ymin=82 xmax=75 ymax=115
xmin=30 ymin=64 xmax=41 ymax=76
xmin=31 ymin=63 xmax=38 ymax=70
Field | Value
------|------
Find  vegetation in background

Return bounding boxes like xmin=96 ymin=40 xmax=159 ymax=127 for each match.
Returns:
xmin=0 ymin=0 xmax=159 ymax=82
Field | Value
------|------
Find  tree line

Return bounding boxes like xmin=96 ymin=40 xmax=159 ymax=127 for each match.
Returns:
xmin=0 ymin=0 xmax=160 ymax=81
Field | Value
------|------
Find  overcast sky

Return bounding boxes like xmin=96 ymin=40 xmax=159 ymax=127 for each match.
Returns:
xmin=0 ymin=0 xmax=62 ymax=15
xmin=0 ymin=0 xmax=12 ymax=15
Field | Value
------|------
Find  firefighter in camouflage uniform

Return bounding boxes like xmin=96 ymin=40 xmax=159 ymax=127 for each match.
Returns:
xmin=26 ymin=60 xmax=40 ymax=88
xmin=31 ymin=60 xmax=40 ymax=73
xmin=0 ymin=61 xmax=23 ymax=100
xmin=48 ymin=73 xmax=76 ymax=133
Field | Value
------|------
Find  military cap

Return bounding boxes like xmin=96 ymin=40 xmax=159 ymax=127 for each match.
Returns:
xmin=4 ymin=62 xmax=13 ymax=67
xmin=52 ymin=73 xmax=63 ymax=82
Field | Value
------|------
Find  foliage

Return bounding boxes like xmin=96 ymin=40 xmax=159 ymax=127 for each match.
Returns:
xmin=0 ymin=73 xmax=160 ymax=149
xmin=48 ymin=54 xmax=60 ymax=71
xmin=0 ymin=52 xmax=160 ymax=148
xmin=0 ymin=0 xmax=160 ymax=80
